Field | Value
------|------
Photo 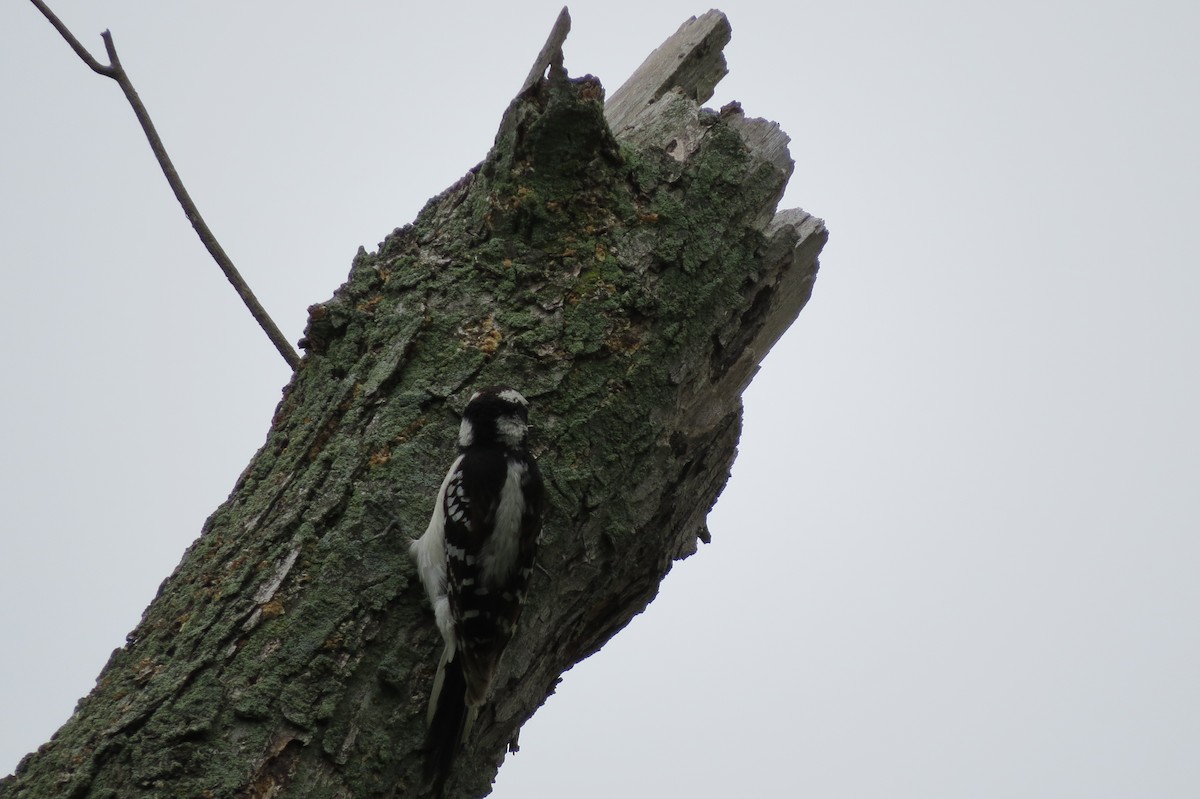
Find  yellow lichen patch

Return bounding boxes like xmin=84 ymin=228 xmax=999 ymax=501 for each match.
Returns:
xmin=460 ymin=314 xmax=503 ymax=354
xmin=480 ymin=328 xmax=502 ymax=354
xmin=357 ymin=294 xmax=383 ymax=314
xmin=261 ymin=600 xmax=285 ymax=619
xmin=578 ymin=79 xmax=604 ymax=103
xmin=594 ymin=242 xmax=607 ymax=262
xmin=368 ymin=446 xmax=392 ymax=468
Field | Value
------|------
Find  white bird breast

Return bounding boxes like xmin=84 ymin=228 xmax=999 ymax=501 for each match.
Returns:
xmin=479 ymin=459 xmax=528 ymax=586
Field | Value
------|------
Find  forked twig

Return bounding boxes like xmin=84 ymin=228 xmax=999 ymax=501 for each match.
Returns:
xmin=30 ymin=0 xmax=302 ymax=371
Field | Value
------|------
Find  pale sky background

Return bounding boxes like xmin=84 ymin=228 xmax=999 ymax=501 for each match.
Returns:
xmin=2 ymin=1 xmax=1197 ymax=796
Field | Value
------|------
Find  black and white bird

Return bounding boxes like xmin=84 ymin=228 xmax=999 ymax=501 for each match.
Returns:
xmin=410 ymin=386 xmax=544 ymax=788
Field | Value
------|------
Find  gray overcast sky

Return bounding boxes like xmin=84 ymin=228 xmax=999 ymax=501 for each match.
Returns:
xmin=2 ymin=1 xmax=1197 ymax=796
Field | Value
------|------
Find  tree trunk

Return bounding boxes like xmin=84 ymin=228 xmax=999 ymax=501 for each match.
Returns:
xmin=1 ymin=9 xmax=827 ymax=799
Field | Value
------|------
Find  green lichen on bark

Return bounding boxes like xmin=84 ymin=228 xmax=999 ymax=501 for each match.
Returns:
xmin=2 ymin=26 xmax=825 ymax=799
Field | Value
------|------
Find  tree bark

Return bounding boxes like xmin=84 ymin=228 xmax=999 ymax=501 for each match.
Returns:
xmin=2 ymin=9 xmax=827 ymax=799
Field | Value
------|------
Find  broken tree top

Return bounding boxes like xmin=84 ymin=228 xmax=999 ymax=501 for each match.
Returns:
xmin=523 ymin=8 xmax=736 ymax=126
xmin=518 ymin=6 xmax=825 ymax=381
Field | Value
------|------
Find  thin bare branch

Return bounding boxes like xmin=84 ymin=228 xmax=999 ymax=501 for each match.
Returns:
xmin=28 ymin=0 xmax=110 ymax=75
xmin=30 ymin=0 xmax=302 ymax=371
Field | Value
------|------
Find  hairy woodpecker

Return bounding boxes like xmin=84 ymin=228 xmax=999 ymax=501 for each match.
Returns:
xmin=410 ymin=386 xmax=544 ymax=788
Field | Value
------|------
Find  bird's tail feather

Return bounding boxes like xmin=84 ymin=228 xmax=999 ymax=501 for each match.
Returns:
xmin=425 ymin=647 xmax=469 ymax=796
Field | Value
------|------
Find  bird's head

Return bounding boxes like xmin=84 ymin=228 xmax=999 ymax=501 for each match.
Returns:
xmin=458 ymin=386 xmax=531 ymax=450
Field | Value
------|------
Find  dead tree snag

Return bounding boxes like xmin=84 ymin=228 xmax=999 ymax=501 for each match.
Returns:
xmin=2 ymin=9 xmax=826 ymax=799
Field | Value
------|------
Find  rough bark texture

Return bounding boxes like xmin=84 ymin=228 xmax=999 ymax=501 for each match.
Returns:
xmin=2 ymin=10 xmax=827 ymax=799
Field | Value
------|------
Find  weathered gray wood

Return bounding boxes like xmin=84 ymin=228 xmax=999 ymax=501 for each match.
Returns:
xmin=605 ymin=9 xmax=731 ymax=135
xmin=1 ymin=9 xmax=826 ymax=799
xmin=518 ymin=6 xmax=571 ymax=95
